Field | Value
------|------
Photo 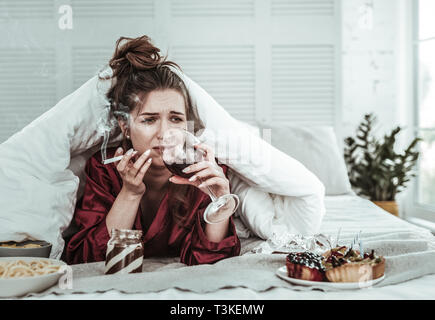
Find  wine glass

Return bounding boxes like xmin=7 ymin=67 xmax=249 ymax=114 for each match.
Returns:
xmin=159 ymin=128 xmax=240 ymax=224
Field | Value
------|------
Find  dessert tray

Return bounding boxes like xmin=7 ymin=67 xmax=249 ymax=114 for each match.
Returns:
xmin=276 ymin=266 xmax=385 ymax=290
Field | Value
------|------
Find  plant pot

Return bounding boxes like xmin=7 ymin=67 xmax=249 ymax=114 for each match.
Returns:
xmin=372 ymin=201 xmax=399 ymax=217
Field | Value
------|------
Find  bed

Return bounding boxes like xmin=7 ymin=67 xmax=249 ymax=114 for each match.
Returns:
xmin=21 ymin=194 xmax=435 ymax=300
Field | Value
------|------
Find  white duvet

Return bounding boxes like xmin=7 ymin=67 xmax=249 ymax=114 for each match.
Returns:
xmin=0 ymin=67 xmax=325 ymax=259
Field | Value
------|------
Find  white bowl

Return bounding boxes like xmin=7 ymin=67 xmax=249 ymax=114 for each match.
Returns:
xmin=0 ymin=257 xmax=67 ymax=298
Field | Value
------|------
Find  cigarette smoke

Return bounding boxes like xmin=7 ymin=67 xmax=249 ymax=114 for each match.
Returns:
xmin=95 ymin=65 xmax=130 ymax=163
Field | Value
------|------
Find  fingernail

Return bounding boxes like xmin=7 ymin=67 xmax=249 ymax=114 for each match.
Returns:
xmin=198 ymin=183 xmax=204 ymax=188
xmin=182 ymin=167 xmax=190 ymax=173
xmin=116 ymin=147 xmax=123 ymax=154
xmin=126 ymin=148 xmax=133 ymax=155
xmin=144 ymin=149 xmax=151 ymax=156
xmin=188 ymin=175 xmax=196 ymax=182
xmin=147 ymin=158 xmax=152 ymax=163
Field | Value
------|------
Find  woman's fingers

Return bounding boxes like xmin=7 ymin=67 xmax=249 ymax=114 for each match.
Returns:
xmin=112 ymin=147 xmax=125 ymax=165
xmin=169 ymin=165 xmax=224 ymax=187
xmin=196 ymin=176 xmax=231 ymax=198
xmin=169 ymin=161 xmax=223 ymax=185
xmin=170 ymin=169 xmax=230 ymax=198
xmin=181 ymin=161 xmax=208 ymax=175
xmin=114 ymin=147 xmax=124 ymax=158
xmin=182 ymin=160 xmax=222 ymax=176
xmin=196 ymin=177 xmax=224 ymax=189
xmin=133 ymin=157 xmax=153 ymax=185
xmin=128 ymin=149 xmax=151 ymax=177
xmin=194 ymin=143 xmax=215 ymax=162
xmin=188 ymin=166 xmax=224 ymax=183
xmin=168 ymin=175 xmax=192 ymax=185
xmin=169 ymin=174 xmax=210 ymax=189
xmin=117 ymin=148 xmax=138 ymax=173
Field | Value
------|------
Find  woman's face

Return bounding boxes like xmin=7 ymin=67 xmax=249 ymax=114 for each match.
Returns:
xmin=124 ymin=89 xmax=188 ymax=168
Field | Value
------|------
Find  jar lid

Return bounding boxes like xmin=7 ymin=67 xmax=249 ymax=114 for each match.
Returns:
xmin=110 ymin=228 xmax=143 ymax=240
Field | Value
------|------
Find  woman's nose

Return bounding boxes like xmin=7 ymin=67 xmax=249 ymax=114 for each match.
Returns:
xmin=157 ymin=120 xmax=170 ymax=140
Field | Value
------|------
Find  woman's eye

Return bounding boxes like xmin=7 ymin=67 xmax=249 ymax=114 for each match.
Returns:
xmin=142 ymin=118 xmax=155 ymax=124
xmin=171 ymin=117 xmax=183 ymax=122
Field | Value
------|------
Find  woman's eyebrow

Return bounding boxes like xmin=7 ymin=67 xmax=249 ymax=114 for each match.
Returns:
xmin=170 ymin=111 xmax=185 ymax=116
xmin=138 ymin=111 xmax=185 ymax=116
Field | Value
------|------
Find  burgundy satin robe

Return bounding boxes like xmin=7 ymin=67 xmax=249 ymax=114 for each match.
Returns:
xmin=65 ymin=148 xmax=240 ymax=266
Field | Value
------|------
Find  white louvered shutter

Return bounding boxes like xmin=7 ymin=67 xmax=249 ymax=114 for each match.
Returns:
xmin=268 ymin=0 xmax=340 ymax=127
xmin=72 ymin=47 xmax=114 ymax=89
xmin=0 ymin=0 xmax=341 ymax=142
xmin=271 ymin=45 xmax=336 ymax=125
xmin=70 ymin=0 xmax=154 ymax=18
xmin=271 ymin=0 xmax=335 ymax=16
xmin=170 ymin=45 xmax=256 ymax=123
xmin=0 ymin=0 xmax=57 ymax=142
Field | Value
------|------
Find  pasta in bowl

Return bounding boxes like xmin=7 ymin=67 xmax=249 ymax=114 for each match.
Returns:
xmin=0 ymin=257 xmax=67 ymax=298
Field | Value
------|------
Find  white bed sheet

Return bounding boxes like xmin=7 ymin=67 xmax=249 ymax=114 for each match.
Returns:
xmin=25 ymin=274 xmax=435 ymax=300
xmin=21 ymin=195 xmax=435 ymax=300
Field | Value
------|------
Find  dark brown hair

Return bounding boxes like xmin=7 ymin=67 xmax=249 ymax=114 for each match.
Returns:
xmin=100 ymin=35 xmax=205 ymax=225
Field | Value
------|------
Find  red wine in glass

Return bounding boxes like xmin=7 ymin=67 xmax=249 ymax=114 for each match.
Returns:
xmin=161 ymin=128 xmax=203 ymax=179
xmin=163 ymin=161 xmax=194 ymax=179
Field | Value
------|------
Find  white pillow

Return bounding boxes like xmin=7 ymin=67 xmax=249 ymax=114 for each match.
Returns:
xmin=266 ymin=125 xmax=353 ymax=195
xmin=0 ymin=74 xmax=120 ymax=259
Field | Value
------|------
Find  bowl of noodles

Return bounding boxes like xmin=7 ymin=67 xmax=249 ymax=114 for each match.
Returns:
xmin=0 ymin=240 xmax=52 ymax=258
xmin=0 ymin=257 xmax=67 ymax=298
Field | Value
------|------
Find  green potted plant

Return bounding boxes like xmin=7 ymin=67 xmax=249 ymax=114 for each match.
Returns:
xmin=343 ymin=113 xmax=421 ymax=216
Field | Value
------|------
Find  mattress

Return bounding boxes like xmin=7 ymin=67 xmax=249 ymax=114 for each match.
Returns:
xmin=22 ymin=195 xmax=435 ymax=300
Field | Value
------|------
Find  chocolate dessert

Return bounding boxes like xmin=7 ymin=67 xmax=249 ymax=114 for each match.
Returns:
xmin=286 ymin=252 xmax=325 ymax=282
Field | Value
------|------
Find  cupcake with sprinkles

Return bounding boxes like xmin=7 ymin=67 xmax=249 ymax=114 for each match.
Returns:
xmin=286 ymin=251 xmax=325 ymax=281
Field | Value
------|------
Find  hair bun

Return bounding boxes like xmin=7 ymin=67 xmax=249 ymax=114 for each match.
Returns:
xmin=109 ymin=35 xmax=164 ymax=74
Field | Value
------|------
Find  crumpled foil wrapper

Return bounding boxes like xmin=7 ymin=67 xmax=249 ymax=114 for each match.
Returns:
xmin=252 ymin=233 xmax=335 ymax=255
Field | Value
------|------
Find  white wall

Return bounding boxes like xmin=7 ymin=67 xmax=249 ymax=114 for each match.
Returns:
xmin=341 ymin=0 xmax=413 ymax=144
xmin=341 ymin=0 xmax=415 ymax=216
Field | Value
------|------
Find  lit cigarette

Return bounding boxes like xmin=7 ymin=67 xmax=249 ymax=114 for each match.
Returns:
xmin=102 ymin=155 xmax=124 ymax=165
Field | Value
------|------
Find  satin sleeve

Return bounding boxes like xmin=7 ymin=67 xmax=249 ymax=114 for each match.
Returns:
xmin=65 ymin=154 xmax=121 ymax=264
xmin=179 ymin=165 xmax=241 ymax=266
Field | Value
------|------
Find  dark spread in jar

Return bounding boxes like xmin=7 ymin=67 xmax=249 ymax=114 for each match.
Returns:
xmin=105 ymin=229 xmax=144 ymax=275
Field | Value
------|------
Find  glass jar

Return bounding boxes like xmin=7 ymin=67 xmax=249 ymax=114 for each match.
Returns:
xmin=105 ymin=229 xmax=144 ymax=275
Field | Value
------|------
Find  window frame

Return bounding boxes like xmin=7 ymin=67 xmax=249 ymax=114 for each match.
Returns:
xmin=405 ymin=0 xmax=435 ymax=226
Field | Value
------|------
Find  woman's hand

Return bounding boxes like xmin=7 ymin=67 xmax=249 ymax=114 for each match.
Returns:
xmin=169 ymin=143 xmax=230 ymax=198
xmin=114 ymin=147 xmax=152 ymax=197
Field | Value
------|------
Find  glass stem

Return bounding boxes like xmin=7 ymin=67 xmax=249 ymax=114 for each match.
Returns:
xmin=197 ymin=177 xmax=218 ymax=202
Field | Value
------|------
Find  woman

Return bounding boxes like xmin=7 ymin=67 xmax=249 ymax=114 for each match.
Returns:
xmin=65 ymin=35 xmax=240 ymax=266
